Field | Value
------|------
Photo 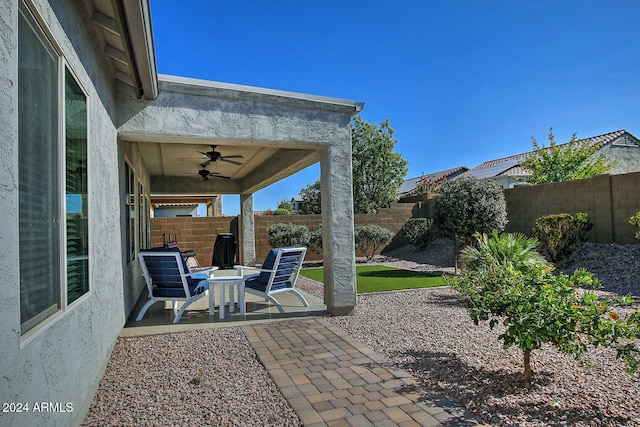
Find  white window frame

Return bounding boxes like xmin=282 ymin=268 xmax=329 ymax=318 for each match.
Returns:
xmin=125 ymin=158 xmax=137 ymax=264
xmin=62 ymin=65 xmax=91 ymax=308
xmin=19 ymin=0 xmax=91 ymax=339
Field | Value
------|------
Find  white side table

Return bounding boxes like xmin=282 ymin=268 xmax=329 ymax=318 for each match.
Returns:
xmin=207 ymin=276 xmax=245 ymax=320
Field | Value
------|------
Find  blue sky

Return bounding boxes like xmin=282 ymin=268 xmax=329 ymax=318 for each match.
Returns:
xmin=150 ymin=1 xmax=640 ymax=215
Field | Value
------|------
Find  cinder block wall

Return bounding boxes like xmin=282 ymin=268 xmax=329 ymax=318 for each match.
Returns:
xmin=254 ymin=202 xmax=416 ymax=261
xmin=150 ymin=216 xmax=237 ymax=267
xmin=150 ymin=202 xmax=417 ymax=265
xmin=150 ymin=172 xmax=640 ymax=268
xmin=505 ymin=172 xmax=640 ymax=244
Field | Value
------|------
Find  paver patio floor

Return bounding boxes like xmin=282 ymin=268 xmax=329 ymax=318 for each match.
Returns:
xmin=244 ymin=317 xmax=484 ymax=427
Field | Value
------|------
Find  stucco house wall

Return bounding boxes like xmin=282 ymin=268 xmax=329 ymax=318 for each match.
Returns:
xmin=0 ymin=1 xmax=134 ymax=425
xmin=600 ymin=142 xmax=640 ymax=175
xmin=1 ymin=2 xmax=360 ymax=425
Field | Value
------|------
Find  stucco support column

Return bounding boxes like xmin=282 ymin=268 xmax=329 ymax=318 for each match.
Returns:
xmin=240 ymin=193 xmax=256 ymax=266
xmin=321 ymin=144 xmax=357 ymax=315
xmin=212 ymin=195 xmax=222 ymax=217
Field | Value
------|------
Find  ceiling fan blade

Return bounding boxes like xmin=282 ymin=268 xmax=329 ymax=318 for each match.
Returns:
xmin=220 ymin=154 xmax=244 ymax=159
xmin=220 ymin=158 xmax=242 ymax=165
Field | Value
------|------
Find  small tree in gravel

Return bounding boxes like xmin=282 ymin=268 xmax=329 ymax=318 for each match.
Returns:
xmin=355 ymin=224 xmax=393 ymax=261
xmin=446 ymin=231 xmax=640 ymax=389
xmin=433 ymin=177 xmax=508 ymax=272
xmin=268 ymin=223 xmax=310 ymax=248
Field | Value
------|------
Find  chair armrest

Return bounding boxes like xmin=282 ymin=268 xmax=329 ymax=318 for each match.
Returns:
xmin=185 ymin=266 xmax=218 ymax=277
xmin=233 ymin=265 xmax=270 ymax=277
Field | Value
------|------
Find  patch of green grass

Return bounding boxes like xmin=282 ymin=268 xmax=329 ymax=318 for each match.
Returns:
xmin=300 ymin=265 xmax=445 ymax=293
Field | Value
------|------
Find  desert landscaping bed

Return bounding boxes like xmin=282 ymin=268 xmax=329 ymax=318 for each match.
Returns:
xmin=324 ymin=240 xmax=640 ymax=426
xmin=84 ymin=239 xmax=640 ymax=426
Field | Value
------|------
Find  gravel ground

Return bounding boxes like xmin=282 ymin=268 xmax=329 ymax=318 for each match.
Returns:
xmin=81 ymin=328 xmax=302 ymax=427
xmin=325 ymin=239 xmax=640 ymax=427
xmin=83 ymin=238 xmax=640 ymax=426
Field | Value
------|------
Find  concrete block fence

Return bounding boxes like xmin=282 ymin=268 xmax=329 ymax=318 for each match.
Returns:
xmin=504 ymin=172 xmax=640 ymax=244
xmin=150 ymin=203 xmax=416 ymax=266
xmin=150 ymin=171 xmax=640 ymax=268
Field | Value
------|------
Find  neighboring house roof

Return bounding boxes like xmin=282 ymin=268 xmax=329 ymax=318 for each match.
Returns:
xmin=399 ymin=166 xmax=469 ymax=196
xmin=461 ymin=130 xmax=636 ymax=180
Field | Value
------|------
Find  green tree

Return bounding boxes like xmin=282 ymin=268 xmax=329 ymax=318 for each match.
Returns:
xmin=520 ymin=128 xmax=616 ymax=184
xmin=447 ymin=232 xmax=640 ymax=389
xmin=296 ymin=117 xmax=408 ymax=215
xmin=432 ymin=177 xmax=507 ymax=271
xmin=299 ymin=179 xmax=322 ymax=214
xmin=351 ymin=117 xmax=408 ymax=214
xmin=276 ymin=199 xmax=294 ymax=214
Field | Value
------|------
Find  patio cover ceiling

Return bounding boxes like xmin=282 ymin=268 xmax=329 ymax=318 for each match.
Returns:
xmin=119 ymin=75 xmax=362 ymax=197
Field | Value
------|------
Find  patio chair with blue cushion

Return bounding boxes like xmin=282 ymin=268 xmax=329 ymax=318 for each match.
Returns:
xmin=136 ymin=247 xmax=217 ymax=323
xmin=236 ymin=247 xmax=309 ymax=313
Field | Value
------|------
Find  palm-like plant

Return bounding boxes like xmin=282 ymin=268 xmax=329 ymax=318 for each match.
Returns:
xmin=460 ymin=231 xmax=548 ymax=273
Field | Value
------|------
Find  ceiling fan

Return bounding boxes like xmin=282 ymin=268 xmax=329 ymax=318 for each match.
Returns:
xmin=198 ymin=145 xmax=244 ymax=165
xmin=188 ymin=163 xmax=230 ymax=181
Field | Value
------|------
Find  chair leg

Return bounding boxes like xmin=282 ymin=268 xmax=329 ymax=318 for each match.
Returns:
xmin=266 ymin=295 xmax=285 ymax=313
xmin=290 ymin=289 xmax=310 ymax=307
xmin=173 ymin=300 xmax=192 ymax=323
xmin=174 ymin=294 xmax=207 ymax=323
xmin=136 ymin=299 xmax=157 ymax=321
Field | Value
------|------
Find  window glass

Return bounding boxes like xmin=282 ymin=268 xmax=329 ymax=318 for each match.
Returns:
xmin=18 ymin=5 xmax=61 ymax=333
xmin=65 ymin=68 xmax=88 ymax=304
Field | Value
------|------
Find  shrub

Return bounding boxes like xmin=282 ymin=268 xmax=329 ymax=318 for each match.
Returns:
xmin=447 ymin=231 xmax=640 ymax=389
xmin=273 ymin=208 xmax=292 ymax=215
xmin=630 ymin=212 xmax=640 ymax=240
xmin=355 ymin=224 xmax=393 ymax=261
xmin=532 ymin=213 xmax=592 ymax=267
xmin=401 ymin=218 xmax=434 ymax=251
xmin=309 ymin=225 xmax=323 ymax=251
xmin=268 ymin=223 xmax=310 ymax=248
xmin=432 ymin=177 xmax=507 ymax=271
